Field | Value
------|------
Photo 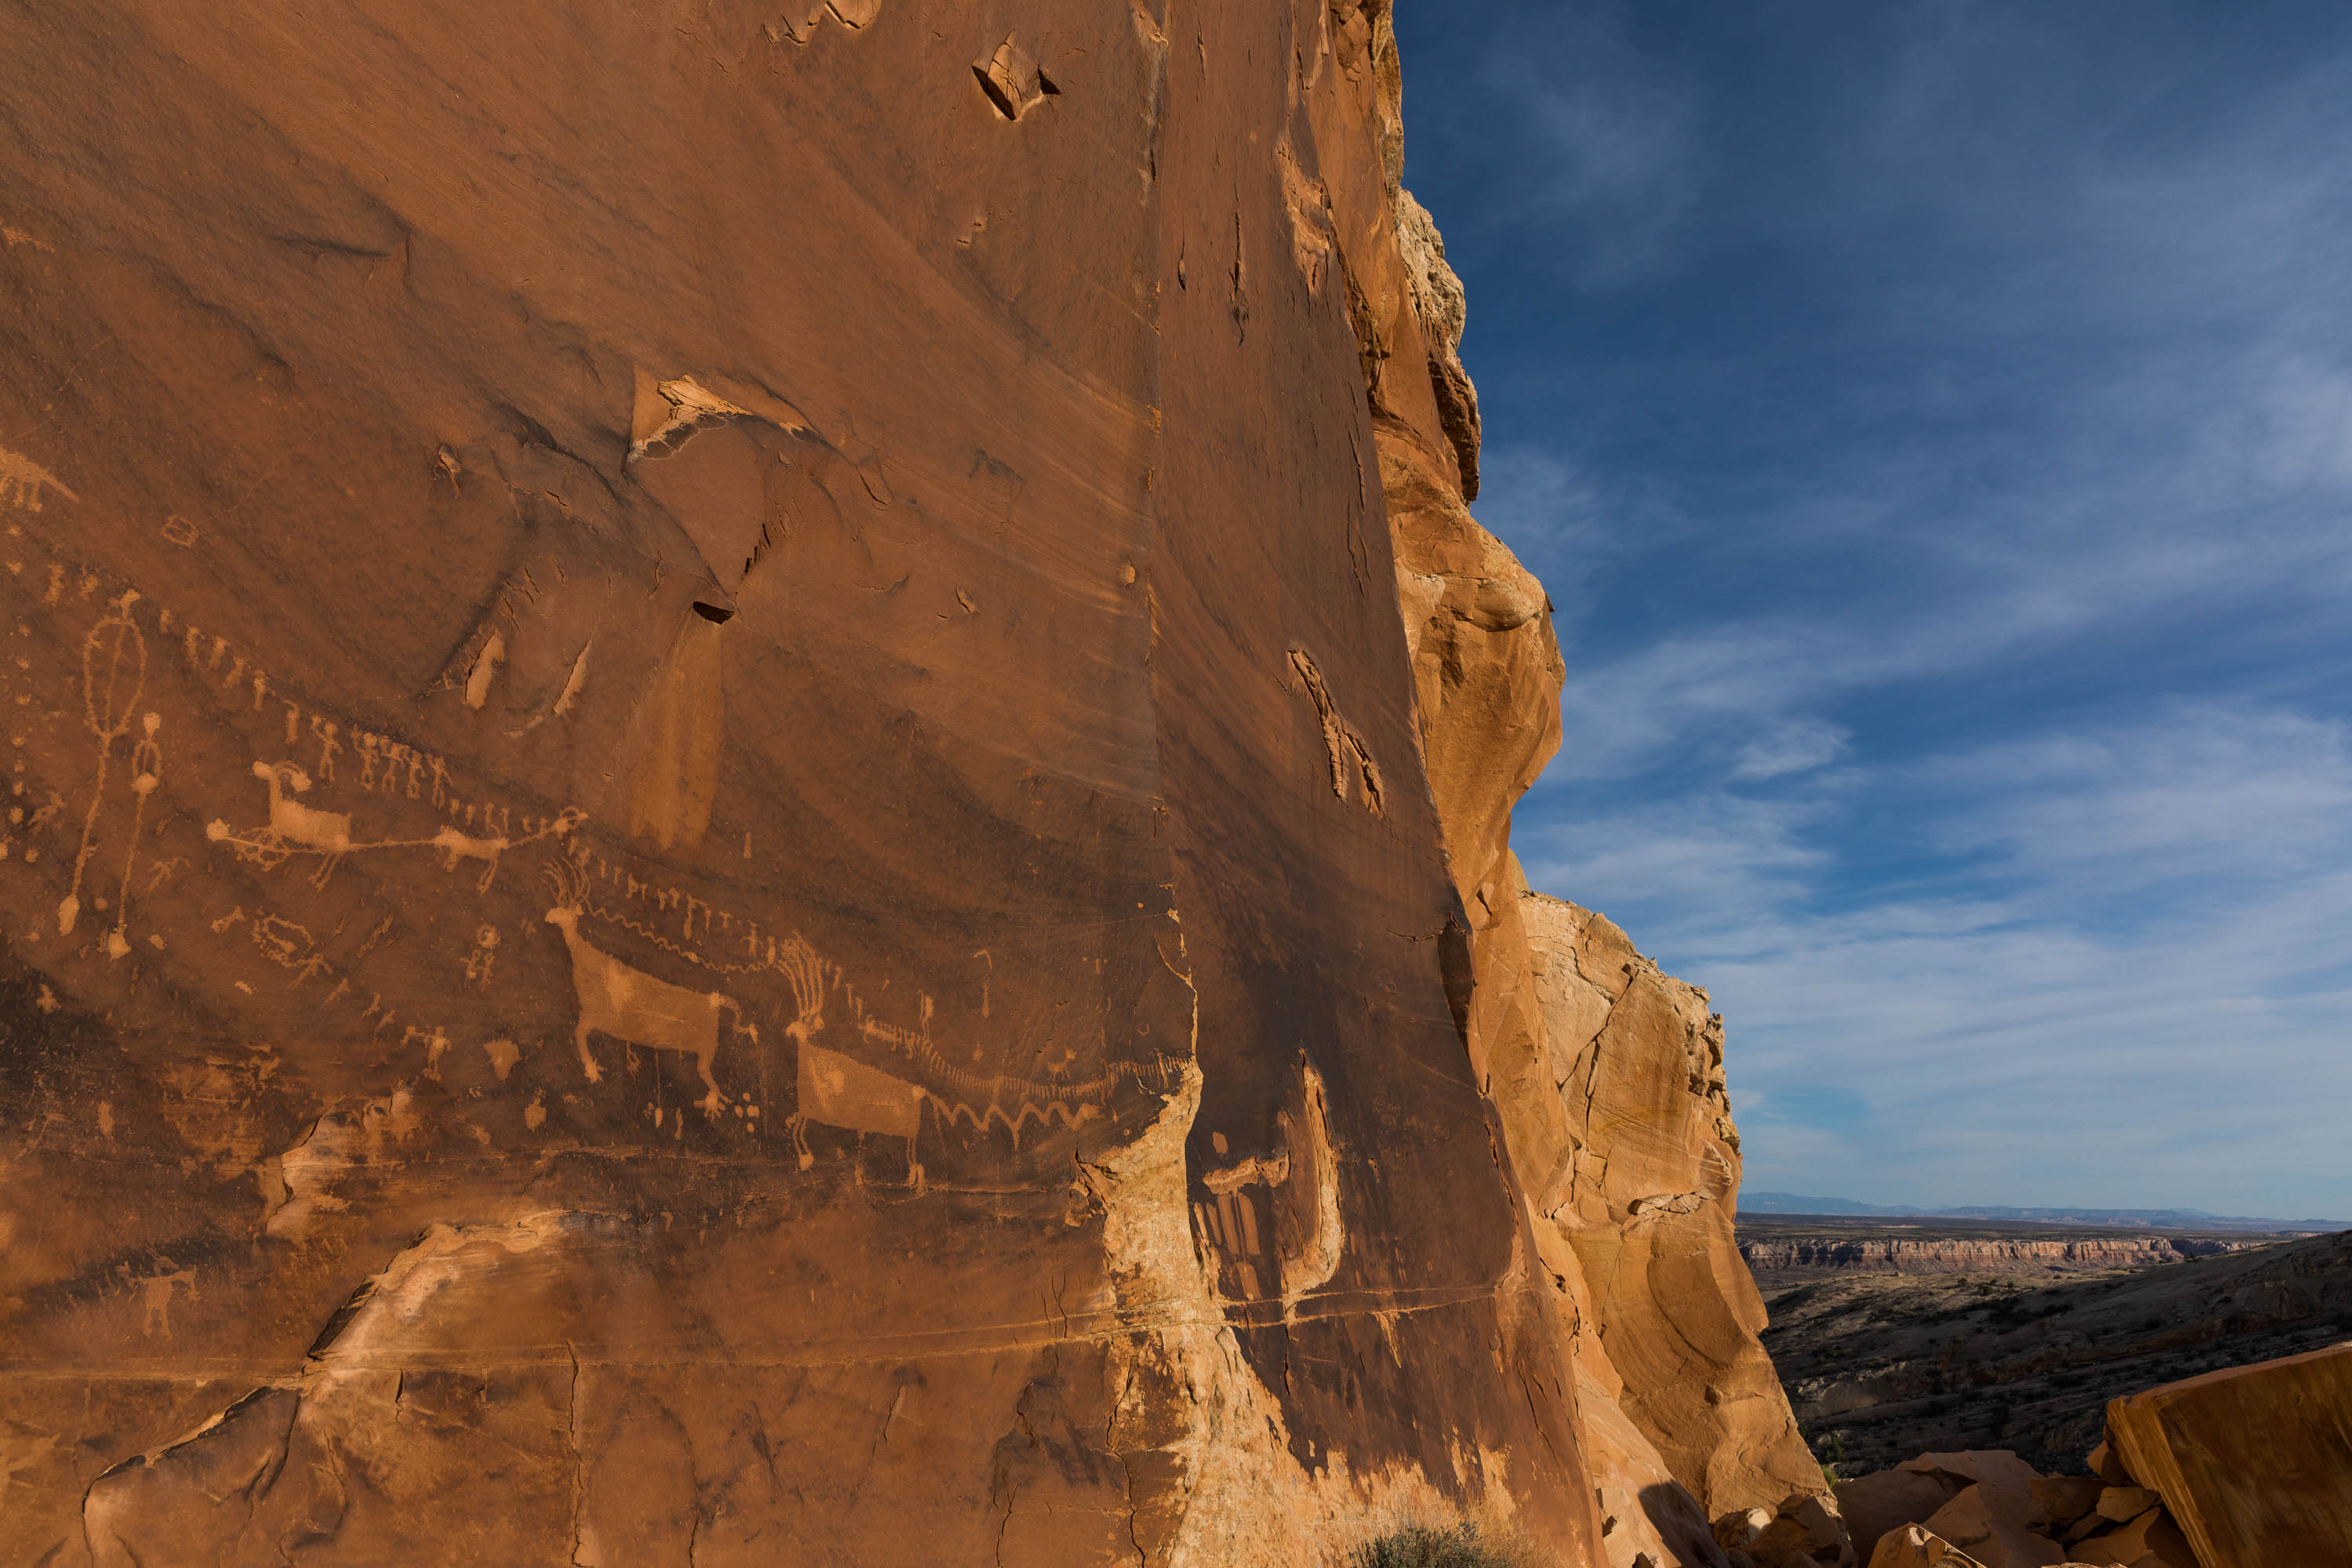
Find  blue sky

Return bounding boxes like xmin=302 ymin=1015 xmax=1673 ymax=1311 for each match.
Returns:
xmin=1392 ymin=2 xmax=2352 ymax=1219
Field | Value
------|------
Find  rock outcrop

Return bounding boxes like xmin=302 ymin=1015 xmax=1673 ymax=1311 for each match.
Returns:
xmin=1308 ymin=13 xmax=1832 ymax=1560
xmin=1838 ymin=1447 xmax=2192 ymax=1568
xmin=0 ymin=3 xmax=1834 ymax=1563
xmin=0 ymin=3 xmax=1629 ymax=1563
xmin=2104 ymin=1341 xmax=2352 ymax=1567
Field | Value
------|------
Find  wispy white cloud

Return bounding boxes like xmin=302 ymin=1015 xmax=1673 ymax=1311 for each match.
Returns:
xmin=1472 ymin=5 xmax=1704 ymax=283
xmin=1413 ymin=4 xmax=2352 ymax=1218
xmin=1523 ymin=702 xmax=2352 ymax=1218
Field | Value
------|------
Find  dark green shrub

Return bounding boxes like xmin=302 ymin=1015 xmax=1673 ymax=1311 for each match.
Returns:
xmin=1348 ymin=1522 xmax=1518 ymax=1568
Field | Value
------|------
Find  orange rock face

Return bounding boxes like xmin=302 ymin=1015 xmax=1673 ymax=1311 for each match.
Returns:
xmin=0 ymin=3 xmax=1624 ymax=1563
xmin=1319 ymin=31 xmax=1828 ymax=1559
xmin=2104 ymin=1341 xmax=2352 ymax=1568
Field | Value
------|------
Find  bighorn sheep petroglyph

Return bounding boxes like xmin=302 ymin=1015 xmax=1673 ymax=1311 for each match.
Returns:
xmin=430 ymin=825 xmax=509 ymax=891
xmin=544 ymin=865 xmax=752 ymax=1114
xmin=207 ymin=761 xmax=351 ymax=887
xmin=773 ymin=935 xmax=926 ymax=1191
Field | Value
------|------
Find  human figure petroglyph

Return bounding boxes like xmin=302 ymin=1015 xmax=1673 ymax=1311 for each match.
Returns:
xmin=107 ymin=712 xmax=162 ymax=960
xmin=545 ymin=863 xmax=753 ymax=1115
xmin=136 ymin=1264 xmax=196 ymax=1338
xmin=60 ymin=595 xmax=147 ymax=935
xmin=463 ymin=925 xmax=499 ymax=989
xmin=0 ymin=448 xmax=76 ymax=514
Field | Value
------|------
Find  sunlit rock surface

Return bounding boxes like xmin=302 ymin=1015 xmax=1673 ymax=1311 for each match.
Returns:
xmin=0 ymin=3 xmax=1621 ymax=1562
xmin=0 ymin=2 xmax=1852 ymax=1564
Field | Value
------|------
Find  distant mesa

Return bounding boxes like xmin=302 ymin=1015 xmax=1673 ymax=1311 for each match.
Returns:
xmin=1742 ymin=1191 xmax=2350 ymax=1232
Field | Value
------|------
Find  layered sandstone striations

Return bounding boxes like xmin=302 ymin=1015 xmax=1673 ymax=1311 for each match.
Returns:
xmin=0 ymin=2 xmax=1624 ymax=1563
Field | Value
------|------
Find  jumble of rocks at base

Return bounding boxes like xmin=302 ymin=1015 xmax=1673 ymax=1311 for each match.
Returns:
xmin=1835 ymin=1446 xmax=2196 ymax=1568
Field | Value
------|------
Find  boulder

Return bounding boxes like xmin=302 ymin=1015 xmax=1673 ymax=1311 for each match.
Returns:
xmin=1919 ymin=1484 xmax=2070 ymax=1568
xmin=2105 ymin=1341 xmax=2352 ymax=1568
xmin=1900 ymin=1451 xmax=2050 ymax=1504
xmin=2029 ymin=1477 xmax=2106 ymax=1533
xmin=1867 ymin=1525 xmax=1990 ymax=1568
xmin=2092 ymin=1487 xmax=2158 ymax=1524
xmin=1841 ymin=1468 xmax=1971 ymax=1556
xmin=2068 ymin=1506 xmax=2199 ymax=1568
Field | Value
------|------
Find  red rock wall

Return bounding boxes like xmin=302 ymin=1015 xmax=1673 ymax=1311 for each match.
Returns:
xmin=0 ymin=3 xmax=1607 ymax=1563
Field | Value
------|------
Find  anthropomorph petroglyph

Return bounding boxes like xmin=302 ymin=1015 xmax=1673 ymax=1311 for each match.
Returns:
xmin=0 ymin=446 xmax=77 ymax=514
xmin=545 ymin=862 xmax=753 ymax=1114
xmin=60 ymin=595 xmax=147 ymax=936
xmin=107 ymin=712 xmax=162 ymax=960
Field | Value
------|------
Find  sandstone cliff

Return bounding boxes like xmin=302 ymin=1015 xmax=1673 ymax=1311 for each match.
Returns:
xmin=1313 ymin=18 xmax=1832 ymax=1559
xmin=0 ymin=4 xmax=1815 ymax=1563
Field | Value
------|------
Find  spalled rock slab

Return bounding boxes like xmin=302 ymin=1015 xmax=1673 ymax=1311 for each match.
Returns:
xmin=2105 ymin=1341 xmax=2352 ymax=1568
xmin=0 ymin=2 xmax=1613 ymax=1564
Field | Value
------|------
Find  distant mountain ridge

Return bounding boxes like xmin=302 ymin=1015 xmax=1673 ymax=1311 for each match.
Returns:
xmin=1741 ymin=1191 xmax=2349 ymax=1232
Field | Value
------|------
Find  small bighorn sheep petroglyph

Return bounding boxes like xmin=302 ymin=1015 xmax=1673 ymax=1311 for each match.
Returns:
xmin=207 ymin=761 xmax=352 ymax=887
xmin=430 ymin=826 xmax=509 ymax=891
xmin=544 ymin=864 xmax=753 ymax=1115
xmin=0 ymin=446 xmax=77 ymax=513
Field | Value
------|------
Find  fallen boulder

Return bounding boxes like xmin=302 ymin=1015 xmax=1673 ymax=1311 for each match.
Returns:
xmin=1865 ymin=1525 xmax=1987 ymax=1568
xmin=2103 ymin=1341 xmax=2352 ymax=1568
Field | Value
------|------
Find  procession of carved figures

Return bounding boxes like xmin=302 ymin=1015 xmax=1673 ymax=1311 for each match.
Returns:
xmin=0 ymin=441 xmax=1174 ymax=1189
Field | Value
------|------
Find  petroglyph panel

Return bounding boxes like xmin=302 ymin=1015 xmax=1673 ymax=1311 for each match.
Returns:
xmin=0 ymin=3 xmax=1603 ymax=1563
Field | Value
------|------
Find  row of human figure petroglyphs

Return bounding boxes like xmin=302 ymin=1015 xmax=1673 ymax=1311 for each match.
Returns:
xmin=0 ymin=482 xmax=1178 ymax=1188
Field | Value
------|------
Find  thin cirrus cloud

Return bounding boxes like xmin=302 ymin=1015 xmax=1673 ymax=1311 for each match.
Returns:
xmin=1396 ymin=3 xmax=2352 ymax=1218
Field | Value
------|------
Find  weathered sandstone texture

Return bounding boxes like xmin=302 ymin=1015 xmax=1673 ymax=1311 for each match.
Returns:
xmin=0 ymin=2 xmax=1828 ymax=1563
xmin=2104 ymin=1341 xmax=2352 ymax=1568
xmin=0 ymin=2 xmax=1626 ymax=1563
xmin=1327 ymin=31 xmax=1833 ymax=1553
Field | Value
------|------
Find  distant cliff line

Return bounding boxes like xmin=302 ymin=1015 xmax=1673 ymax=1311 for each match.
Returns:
xmin=1744 ymin=1191 xmax=2350 ymax=1231
xmin=1743 ymin=1234 xmax=2272 ymax=1277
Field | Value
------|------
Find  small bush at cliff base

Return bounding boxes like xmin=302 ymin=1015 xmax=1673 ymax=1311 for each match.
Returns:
xmin=1348 ymin=1522 xmax=1519 ymax=1568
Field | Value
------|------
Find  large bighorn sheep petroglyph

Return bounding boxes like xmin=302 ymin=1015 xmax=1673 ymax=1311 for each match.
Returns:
xmin=545 ymin=865 xmax=752 ymax=1114
xmin=207 ymin=761 xmax=352 ymax=887
xmin=775 ymin=935 xmax=925 ymax=1191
